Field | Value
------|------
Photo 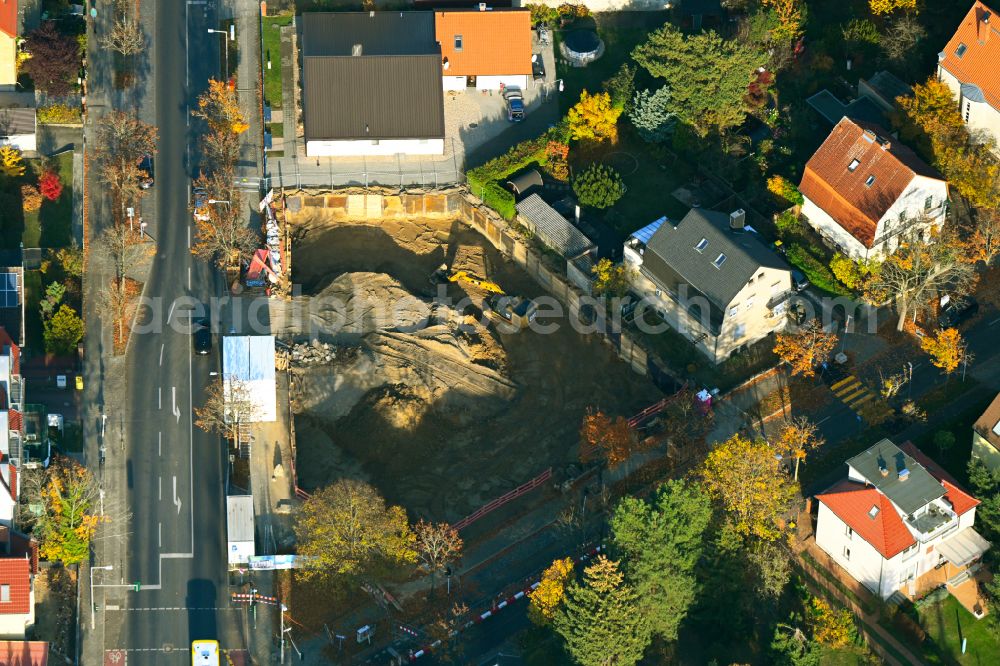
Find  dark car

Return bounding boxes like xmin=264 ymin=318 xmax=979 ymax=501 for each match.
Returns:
xmin=138 ymin=154 xmax=154 ymax=189
xmin=938 ymin=297 xmax=979 ymax=328
xmin=791 ymin=269 xmax=810 ymax=292
xmin=504 ymin=89 xmax=525 ymax=122
xmin=193 ymin=318 xmax=212 ymax=355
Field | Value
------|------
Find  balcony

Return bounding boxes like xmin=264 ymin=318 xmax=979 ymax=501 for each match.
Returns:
xmin=907 ymin=504 xmax=958 ymax=541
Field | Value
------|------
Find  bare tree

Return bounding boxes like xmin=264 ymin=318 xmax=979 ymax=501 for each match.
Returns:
xmin=195 ymin=376 xmax=262 ymax=440
xmin=881 ymin=14 xmax=926 ymax=63
xmin=100 ymin=18 xmax=145 ymax=56
xmin=867 ymin=229 xmax=978 ymax=331
xmin=96 ymin=224 xmax=152 ymax=281
xmin=414 ymin=521 xmax=463 ymax=594
xmin=95 ymin=111 xmax=158 ymax=221
xmin=191 ymin=187 xmax=258 ymax=270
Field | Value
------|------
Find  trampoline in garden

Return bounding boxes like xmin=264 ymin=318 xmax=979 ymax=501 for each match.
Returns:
xmin=561 ymin=29 xmax=604 ymax=66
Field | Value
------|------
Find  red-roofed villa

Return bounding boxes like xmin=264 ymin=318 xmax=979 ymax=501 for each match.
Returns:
xmin=815 ymin=439 xmax=989 ymax=614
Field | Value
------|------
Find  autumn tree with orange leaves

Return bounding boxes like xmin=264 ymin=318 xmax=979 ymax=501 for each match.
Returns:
xmin=566 ymin=90 xmax=622 ymax=144
xmin=195 ymin=79 xmax=250 ymax=137
xmin=773 ymin=319 xmax=838 ymax=377
xmin=414 ymin=520 xmax=463 ymax=594
xmin=774 ymin=416 xmax=824 ymax=481
xmin=580 ymin=408 xmax=642 ymax=468
xmin=920 ymin=327 xmax=969 ymax=376
xmin=35 ymin=457 xmax=106 ymax=565
xmin=528 ymin=557 xmax=575 ymax=625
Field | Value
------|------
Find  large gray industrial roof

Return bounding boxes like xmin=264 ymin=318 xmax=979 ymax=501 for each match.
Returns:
xmin=301 ymin=12 xmax=438 ymax=57
xmin=846 ymin=439 xmax=945 ymax=516
xmin=302 ymin=55 xmax=446 ymax=141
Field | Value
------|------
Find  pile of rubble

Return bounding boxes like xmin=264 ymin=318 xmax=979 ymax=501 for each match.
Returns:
xmin=280 ymin=340 xmax=338 ymax=367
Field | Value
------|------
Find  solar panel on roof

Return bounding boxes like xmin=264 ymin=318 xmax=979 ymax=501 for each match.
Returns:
xmin=0 ymin=273 xmax=17 ymax=308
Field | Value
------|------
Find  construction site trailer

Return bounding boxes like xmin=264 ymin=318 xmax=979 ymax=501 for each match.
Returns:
xmin=222 ymin=336 xmax=277 ymax=422
xmin=226 ymin=495 xmax=255 ymax=565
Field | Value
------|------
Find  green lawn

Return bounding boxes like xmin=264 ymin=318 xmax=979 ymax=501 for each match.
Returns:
xmin=269 ymin=121 xmax=284 ymax=138
xmin=918 ymin=596 xmax=1000 ymax=665
xmin=263 ymin=15 xmax=294 ymax=109
xmin=23 ymin=152 xmax=74 ymax=249
xmin=23 ymin=270 xmax=44 ymax=351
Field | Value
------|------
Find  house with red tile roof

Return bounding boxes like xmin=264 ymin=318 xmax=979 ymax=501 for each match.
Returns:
xmin=0 ymin=640 xmax=48 ymax=665
xmin=815 ymin=439 xmax=989 ymax=601
xmin=938 ymin=1 xmax=1000 ymax=149
xmin=435 ymin=8 xmax=532 ymax=92
xmin=0 ymin=0 xmax=16 ymax=91
xmin=0 ymin=554 xmax=33 ymax=638
xmin=0 ymin=329 xmax=22 ymax=529
xmin=972 ymin=393 xmax=1000 ymax=471
xmin=799 ymin=117 xmax=949 ymax=261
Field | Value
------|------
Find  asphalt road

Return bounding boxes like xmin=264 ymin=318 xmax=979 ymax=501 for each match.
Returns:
xmin=103 ymin=1 xmax=247 ymax=661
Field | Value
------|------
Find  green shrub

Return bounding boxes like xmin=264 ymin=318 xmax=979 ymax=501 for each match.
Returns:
xmin=573 ymin=164 xmax=626 ymax=209
xmin=774 ymin=209 xmax=800 ymax=238
xmin=480 ymin=181 xmax=516 ymax=220
xmin=37 ymin=104 xmax=82 ymax=125
xmin=467 ymin=135 xmax=549 ymax=220
xmin=786 ymin=244 xmax=853 ymax=297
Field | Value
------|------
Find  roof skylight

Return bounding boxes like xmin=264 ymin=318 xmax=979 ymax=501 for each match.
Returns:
xmin=695 ymin=238 xmax=709 ymax=252
xmin=713 ymin=253 xmax=727 ymax=269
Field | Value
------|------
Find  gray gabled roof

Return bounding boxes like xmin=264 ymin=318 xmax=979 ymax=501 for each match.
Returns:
xmin=301 ymin=12 xmax=438 ymax=57
xmin=302 ymin=55 xmax=446 ymax=141
xmin=642 ymin=208 xmax=788 ymax=310
xmin=516 ymin=194 xmax=594 ymax=259
xmin=0 ymin=108 xmax=35 ymax=138
xmin=846 ymin=439 xmax=945 ymax=516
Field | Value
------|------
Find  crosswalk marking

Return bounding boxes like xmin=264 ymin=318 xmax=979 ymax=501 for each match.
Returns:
xmin=829 ymin=374 xmax=892 ymax=419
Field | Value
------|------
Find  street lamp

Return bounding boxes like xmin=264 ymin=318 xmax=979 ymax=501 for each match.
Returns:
xmin=280 ymin=604 xmax=287 ymax=664
xmin=207 ymin=28 xmax=234 ymax=79
xmin=207 ymin=199 xmax=231 ymax=206
xmin=90 ymin=565 xmax=114 ymax=630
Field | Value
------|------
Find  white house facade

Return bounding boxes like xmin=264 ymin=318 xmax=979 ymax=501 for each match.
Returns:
xmin=816 ymin=439 xmax=988 ymax=601
xmin=624 ymin=210 xmax=793 ymax=364
xmin=435 ymin=9 xmax=533 ymax=92
xmin=937 ymin=2 xmax=1000 ymax=149
xmin=799 ymin=118 xmax=949 ymax=261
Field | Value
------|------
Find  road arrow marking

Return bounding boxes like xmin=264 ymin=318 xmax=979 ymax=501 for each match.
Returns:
xmin=172 ymin=387 xmax=180 ymax=423
xmin=173 ymin=477 xmax=182 ymax=515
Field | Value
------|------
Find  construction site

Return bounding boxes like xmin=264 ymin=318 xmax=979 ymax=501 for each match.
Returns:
xmin=275 ymin=196 xmax=664 ymax=520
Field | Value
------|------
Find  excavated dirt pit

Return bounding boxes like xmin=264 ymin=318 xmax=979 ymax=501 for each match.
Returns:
xmin=284 ymin=212 xmax=662 ymax=520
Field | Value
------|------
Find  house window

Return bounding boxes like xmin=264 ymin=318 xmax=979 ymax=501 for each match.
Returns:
xmin=733 ymin=323 xmax=746 ymax=339
xmin=844 ymin=547 xmax=851 ymax=561
xmin=654 ymin=289 xmax=662 ymax=298
xmin=758 ymin=272 xmax=764 ymax=280
xmin=695 ymin=238 xmax=709 ymax=252
xmin=924 ymin=195 xmax=933 ymax=212
xmin=0 ymin=585 xmax=8 ymax=603
xmin=745 ymin=297 xmax=754 ymax=310
xmin=868 ymin=505 xmax=880 ymax=519
xmin=865 ymin=175 xmax=876 ymax=187
xmin=713 ymin=253 xmax=727 ymax=269
xmin=848 ymin=159 xmax=860 ymax=172
xmin=846 ymin=526 xmax=854 ymax=539
xmin=454 ymin=35 xmax=463 ymax=51
xmin=729 ymin=306 xmax=738 ymax=318
xmin=899 ymin=210 xmax=907 ymax=223
xmin=965 ymin=101 xmax=971 ymax=123
xmin=956 ymin=43 xmax=967 ymax=58
xmin=771 ymin=281 xmax=783 ymax=297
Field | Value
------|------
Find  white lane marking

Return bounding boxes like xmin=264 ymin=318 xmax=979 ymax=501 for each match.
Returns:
xmin=167 ymin=300 xmax=176 ymax=323
xmin=173 ymin=476 xmax=182 ymax=515
xmin=187 ymin=225 xmax=191 ymax=249
xmin=990 ymin=316 xmax=1000 ymax=326
xmin=816 ymin=415 xmax=833 ymax=426
xmin=158 ymin=523 xmax=161 ymax=547
xmin=159 ymin=344 xmax=164 ymax=366
xmin=188 ymin=266 xmax=191 ymax=290
xmin=172 ymin=387 xmax=181 ymax=423
xmin=158 ymin=431 xmax=162 ymax=457
xmin=157 ymin=387 xmax=161 ymax=410
xmin=158 ymin=476 xmax=162 ymax=501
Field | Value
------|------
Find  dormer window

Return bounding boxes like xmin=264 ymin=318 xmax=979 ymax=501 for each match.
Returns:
xmin=868 ymin=505 xmax=880 ymax=519
xmin=454 ymin=35 xmax=463 ymax=51
xmin=848 ymin=159 xmax=860 ymax=172
xmin=865 ymin=175 xmax=876 ymax=187
xmin=713 ymin=253 xmax=727 ymax=269
xmin=695 ymin=238 xmax=709 ymax=252
xmin=956 ymin=43 xmax=967 ymax=58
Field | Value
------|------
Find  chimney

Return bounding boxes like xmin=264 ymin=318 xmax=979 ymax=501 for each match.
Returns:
xmin=369 ymin=10 xmax=375 ymax=17
xmin=479 ymin=3 xmax=487 ymax=10
xmin=575 ymin=205 xmax=581 ymax=225
xmin=881 ymin=140 xmax=891 ymax=151
xmin=352 ymin=44 xmax=363 ymax=56
xmin=898 ymin=467 xmax=910 ymax=482
xmin=878 ymin=457 xmax=888 ymax=476
xmin=729 ymin=209 xmax=746 ymax=231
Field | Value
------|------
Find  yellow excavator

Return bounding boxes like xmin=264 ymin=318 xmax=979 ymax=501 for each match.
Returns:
xmin=431 ymin=264 xmax=506 ymax=295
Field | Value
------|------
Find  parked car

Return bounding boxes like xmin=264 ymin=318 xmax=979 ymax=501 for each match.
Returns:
xmin=938 ymin=297 xmax=979 ymax=328
xmin=138 ymin=154 xmax=154 ymax=189
xmin=193 ymin=318 xmax=212 ymax=355
xmin=504 ymin=88 xmax=525 ymax=122
xmin=193 ymin=187 xmax=210 ymax=222
xmin=791 ymin=269 xmax=810 ymax=292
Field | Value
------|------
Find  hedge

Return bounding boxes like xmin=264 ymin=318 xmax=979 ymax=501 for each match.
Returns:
xmin=37 ymin=104 xmax=83 ymax=125
xmin=466 ymin=135 xmax=550 ymax=220
xmin=786 ymin=243 xmax=853 ymax=298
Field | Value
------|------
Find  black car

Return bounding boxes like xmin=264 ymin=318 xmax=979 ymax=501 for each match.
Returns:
xmin=791 ymin=269 xmax=810 ymax=292
xmin=138 ymin=154 xmax=154 ymax=189
xmin=938 ymin=297 xmax=979 ymax=328
xmin=193 ymin=318 xmax=212 ymax=355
